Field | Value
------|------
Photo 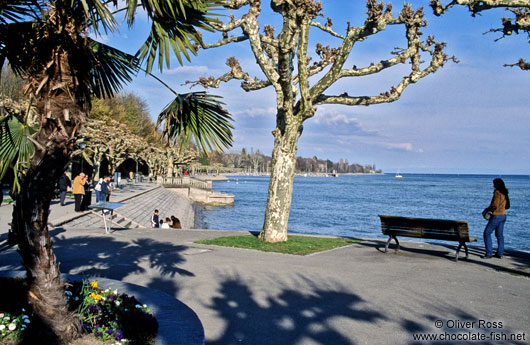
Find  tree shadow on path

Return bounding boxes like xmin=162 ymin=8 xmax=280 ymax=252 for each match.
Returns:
xmin=48 ymin=228 xmax=193 ymax=297
xmin=207 ymin=273 xmax=386 ymax=345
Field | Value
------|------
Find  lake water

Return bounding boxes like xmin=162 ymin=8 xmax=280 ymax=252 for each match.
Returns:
xmin=199 ymin=174 xmax=530 ymax=252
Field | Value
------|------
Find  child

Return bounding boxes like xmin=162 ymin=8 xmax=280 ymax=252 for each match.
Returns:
xmin=151 ymin=209 xmax=159 ymax=228
xmin=161 ymin=217 xmax=171 ymax=229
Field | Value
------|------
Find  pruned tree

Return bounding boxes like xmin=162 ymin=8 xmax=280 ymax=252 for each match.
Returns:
xmin=431 ymin=0 xmax=530 ymax=70
xmin=187 ymin=0 xmax=454 ymax=242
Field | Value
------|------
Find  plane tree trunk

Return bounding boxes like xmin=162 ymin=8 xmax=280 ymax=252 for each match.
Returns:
xmin=260 ymin=114 xmax=303 ymax=242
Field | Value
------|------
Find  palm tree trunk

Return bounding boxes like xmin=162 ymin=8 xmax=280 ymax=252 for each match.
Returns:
xmin=14 ymin=151 xmax=81 ymax=342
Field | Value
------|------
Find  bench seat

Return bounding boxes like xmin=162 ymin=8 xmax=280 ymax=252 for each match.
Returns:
xmin=378 ymin=215 xmax=477 ymax=261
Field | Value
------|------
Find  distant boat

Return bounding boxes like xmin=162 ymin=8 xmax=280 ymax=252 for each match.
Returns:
xmin=395 ymin=170 xmax=403 ymax=178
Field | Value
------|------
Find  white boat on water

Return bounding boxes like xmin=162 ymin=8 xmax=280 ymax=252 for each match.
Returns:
xmin=395 ymin=170 xmax=403 ymax=178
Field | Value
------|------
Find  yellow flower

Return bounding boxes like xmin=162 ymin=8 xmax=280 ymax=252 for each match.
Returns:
xmin=90 ymin=281 xmax=98 ymax=289
xmin=89 ymin=292 xmax=103 ymax=301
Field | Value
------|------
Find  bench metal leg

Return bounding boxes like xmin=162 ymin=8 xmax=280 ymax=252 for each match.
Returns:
xmin=385 ymin=235 xmax=399 ymax=253
xmin=455 ymin=242 xmax=469 ymax=262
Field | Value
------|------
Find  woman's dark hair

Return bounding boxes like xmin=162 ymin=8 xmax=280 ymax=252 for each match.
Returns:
xmin=493 ymin=178 xmax=508 ymax=195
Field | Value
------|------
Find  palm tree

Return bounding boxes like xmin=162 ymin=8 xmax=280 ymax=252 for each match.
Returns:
xmin=0 ymin=0 xmax=232 ymax=342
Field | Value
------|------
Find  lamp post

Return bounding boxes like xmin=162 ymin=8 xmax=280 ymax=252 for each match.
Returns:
xmin=79 ymin=142 xmax=86 ymax=174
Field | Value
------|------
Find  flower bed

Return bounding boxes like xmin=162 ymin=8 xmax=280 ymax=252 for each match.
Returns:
xmin=0 ymin=277 xmax=158 ymax=344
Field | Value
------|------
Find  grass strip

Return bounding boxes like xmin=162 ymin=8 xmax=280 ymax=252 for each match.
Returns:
xmin=2 ymin=197 xmax=13 ymax=204
xmin=195 ymin=234 xmax=360 ymax=255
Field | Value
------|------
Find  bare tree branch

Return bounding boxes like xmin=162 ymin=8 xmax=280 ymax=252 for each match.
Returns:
xmin=310 ymin=20 xmax=346 ymax=39
xmin=185 ymin=56 xmax=270 ymax=91
xmin=315 ymin=43 xmax=450 ymax=107
xmin=297 ymin=17 xmax=312 ymax=117
xmin=431 ymin=0 xmax=530 ymax=70
xmin=505 ymin=58 xmax=530 ymax=70
xmin=200 ymin=34 xmax=248 ymax=49
xmin=309 ymin=3 xmax=417 ymax=101
xmin=430 ymin=0 xmax=530 ymax=16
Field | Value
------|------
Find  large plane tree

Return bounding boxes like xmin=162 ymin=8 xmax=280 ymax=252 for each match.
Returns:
xmin=0 ymin=0 xmax=232 ymax=342
xmin=188 ymin=0 xmax=454 ymax=242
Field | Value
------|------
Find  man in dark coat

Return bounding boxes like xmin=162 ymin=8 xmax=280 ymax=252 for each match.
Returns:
xmin=58 ymin=171 xmax=72 ymax=206
xmin=100 ymin=175 xmax=110 ymax=202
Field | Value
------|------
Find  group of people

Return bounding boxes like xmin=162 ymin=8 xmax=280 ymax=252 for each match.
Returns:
xmin=151 ymin=210 xmax=182 ymax=229
xmin=95 ymin=176 xmax=113 ymax=203
xmin=57 ymin=171 xmax=114 ymax=212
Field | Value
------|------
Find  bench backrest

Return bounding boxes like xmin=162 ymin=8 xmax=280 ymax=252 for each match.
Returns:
xmin=378 ymin=215 xmax=470 ymax=242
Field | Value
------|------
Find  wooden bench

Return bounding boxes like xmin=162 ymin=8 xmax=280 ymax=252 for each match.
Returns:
xmin=378 ymin=215 xmax=477 ymax=261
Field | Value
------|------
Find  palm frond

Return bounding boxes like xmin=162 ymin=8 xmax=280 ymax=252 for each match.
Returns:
xmin=0 ymin=21 xmax=38 ymax=77
xmin=0 ymin=0 xmax=43 ymax=25
xmin=157 ymin=92 xmax=234 ymax=155
xmin=76 ymin=0 xmax=118 ymax=35
xmin=88 ymin=39 xmax=140 ymax=99
xmin=133 ymin=0 xmax=224 ymax=72
xmin=0 ymin=116 xmax=36 ymax=192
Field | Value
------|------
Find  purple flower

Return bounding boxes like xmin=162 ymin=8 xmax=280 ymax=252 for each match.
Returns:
xmin=114 ymin=330 xmax=124 ymax=341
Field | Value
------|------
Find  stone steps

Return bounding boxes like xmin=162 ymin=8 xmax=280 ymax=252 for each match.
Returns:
xmin=61 ymin=186 xmax=196 ymax=230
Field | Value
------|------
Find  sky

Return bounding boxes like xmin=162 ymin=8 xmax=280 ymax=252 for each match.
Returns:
xmin=100 ymin=2 xmax=530 ymax=175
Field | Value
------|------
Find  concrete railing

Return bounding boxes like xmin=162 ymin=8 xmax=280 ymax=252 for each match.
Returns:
xmin=159 ymin=176 xmax=212 ymax=190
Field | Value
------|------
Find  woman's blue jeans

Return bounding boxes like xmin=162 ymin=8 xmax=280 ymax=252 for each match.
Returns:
xmin=483 ymin=215 xmax=506 ymax=257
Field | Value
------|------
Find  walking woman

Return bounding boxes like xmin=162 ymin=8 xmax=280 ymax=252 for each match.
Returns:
xmin=483 ymin=178 xmax=510 ymax=259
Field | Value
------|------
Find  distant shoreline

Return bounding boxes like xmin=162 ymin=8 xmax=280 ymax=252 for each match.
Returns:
xmin=213 ymin=172 xmax=384 ymax=178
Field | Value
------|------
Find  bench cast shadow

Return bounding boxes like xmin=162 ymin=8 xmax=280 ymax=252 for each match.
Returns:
xmin=357 ymin=239 xmax=530 ymax=278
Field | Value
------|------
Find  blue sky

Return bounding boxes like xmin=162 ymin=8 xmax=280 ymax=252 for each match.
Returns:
xmin=102 ymin=2 xmax=529 ymax=174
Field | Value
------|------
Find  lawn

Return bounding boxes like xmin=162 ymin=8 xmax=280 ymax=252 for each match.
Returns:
xmin=195 ymin=234 xmax=359 ymax=255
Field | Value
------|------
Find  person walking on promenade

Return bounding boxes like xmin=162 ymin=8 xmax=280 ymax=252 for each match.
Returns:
xmin=58 ymin=171 xmax=71 ymax=206
xmin=73 ymin=173 xmax=87 ymax=212
xmin=100 ymin=176 xmax=111 ymax=203
xmin=106 ymin=178 xmax=113 ymax=201
xmin=81 ymin=177 xmax=92 ymax=211
xmin=95 ymin=177 xmax=103 ymax=202
xmin=482 ymin=178 xmax=510 ymax=259
xmin=151 ymin=209 xmax=159 ymax=228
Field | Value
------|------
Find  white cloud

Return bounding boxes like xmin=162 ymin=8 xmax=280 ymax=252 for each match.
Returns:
xmin=381 ymin=142 xmax=423 ymax=153
xmin=233 ymin=106 xmax=276 ymax=118
xmin=305 ymin=108 xmax=378 ymax=137
xmin=312 ymin=111 xmax=359 ymax=126
xmin=165 ymin=66 xmax=209 ymax=76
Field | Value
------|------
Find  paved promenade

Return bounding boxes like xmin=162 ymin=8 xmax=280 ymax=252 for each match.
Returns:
xmin=1 ymin=184 xmax=529 ymax=345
